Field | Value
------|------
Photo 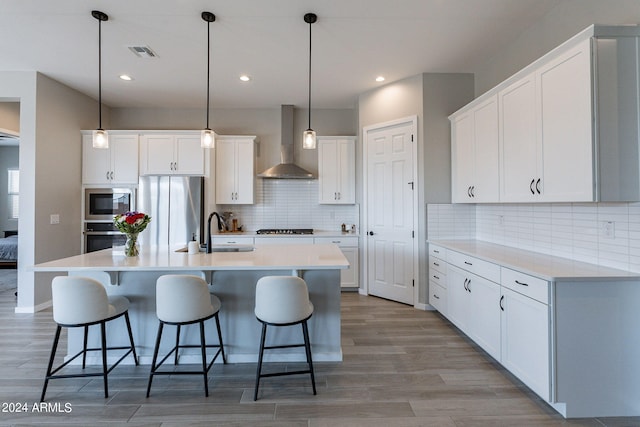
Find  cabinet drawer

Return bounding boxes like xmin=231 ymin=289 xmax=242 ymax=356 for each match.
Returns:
xmin=447 ymin=250 xmax=500 ymax=283
xmin=429 ymin=266 xmax=446 ymax=288
xmin=254 ymin=237 xmax=314 ymax=245
xmin=430 ymin=244 xmax=447 ymax=259
xmin=501 ymin=268 xmax=549 ymax=304
xmin=211 ymin=236 xmax=255 ymax=245
xmin=314 ymin=236 xmax=358 ymax=247
xmin=429 ymin=281 xmax=447 ymax=314
xmin=429 ymin=255 xmax=446 ymax=275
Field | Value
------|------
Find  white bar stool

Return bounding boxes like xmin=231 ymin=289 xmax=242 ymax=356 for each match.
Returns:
xmin=146 ymin=274 xmax=226 ymax=397
xmin=41 ymin=276 xmax=138 ymax=402
xmin=254 ymin=275 xmax=317 ymax=400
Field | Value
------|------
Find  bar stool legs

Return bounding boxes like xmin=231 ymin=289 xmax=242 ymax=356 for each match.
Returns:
xmin=146 ymin=274 xmax=226 ymax=398
xmin=254 ymin=318 xmax=317 ymax=401
xmin=253 ymin=275 xmax=317 ymax=400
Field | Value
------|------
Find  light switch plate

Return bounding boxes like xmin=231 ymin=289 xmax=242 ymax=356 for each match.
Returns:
xmin=50 ymin=214 xmax=60 ymax=225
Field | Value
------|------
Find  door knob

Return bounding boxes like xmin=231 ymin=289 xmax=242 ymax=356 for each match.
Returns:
xmin=368 ymin=231 xmax=375 ymax=236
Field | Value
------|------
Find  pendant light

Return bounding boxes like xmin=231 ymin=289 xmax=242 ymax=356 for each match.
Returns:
xmin=201 ymin=11 xmax=216 ymax=148
xmin=302 ymin=13 xmax=317 ymax=150
xmin=91 ymin=10 xmax=109 ymax=149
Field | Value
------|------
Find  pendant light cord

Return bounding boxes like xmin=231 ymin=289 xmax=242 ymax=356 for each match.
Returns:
xmin=206 ymin=18 xmax=211 ymax=130
xmin=98 ymin=17 xmax=102 ymax=129
xmin=307 ymin=18 xmax=312 ymax=129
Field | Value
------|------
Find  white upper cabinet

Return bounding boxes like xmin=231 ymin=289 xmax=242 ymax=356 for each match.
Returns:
xmin=452 ymin=25 xmax=640 ymax=203
xmin=499 ymin=72 xmax=540 ymax=202
xmin=500 ymin=39 xmax=593 ymax=202
xmin=451 ymin=95 xmax=499 ymax=203
xmin=318 ymin=136 xmax=356 ymax=204
xmin=215 ymin=136 xmax=256 ymax=204
xmin=82 ymin=133 xmax=139 ymax=185
xmin=140 ymin=133 xmax=204 ymax=176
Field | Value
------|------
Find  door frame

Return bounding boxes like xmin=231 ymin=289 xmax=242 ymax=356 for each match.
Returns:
xmin=362 ymin=115 xmax=419 ymax=306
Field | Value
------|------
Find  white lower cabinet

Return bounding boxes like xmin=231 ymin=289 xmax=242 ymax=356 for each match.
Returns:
xmin=314 ymin=236 xmax=359 ymax=288
xmin=500 ymin=286 xmax=550 ymax=401
xmin=211 ymin=236 xmax=254 ymax=245
xmin=438 ymin=249 xmax=550 ymax=401
xmin=447 ymin=264 xmax=501 ymax=360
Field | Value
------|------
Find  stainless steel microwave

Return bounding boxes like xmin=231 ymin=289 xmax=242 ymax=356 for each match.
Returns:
xmin=84 ymin=188 xmax=135 ymax=221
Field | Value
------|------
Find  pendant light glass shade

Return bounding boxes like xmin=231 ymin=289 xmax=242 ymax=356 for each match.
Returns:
xmin=201 ymin=128 xmax=215 ymax=148
xmin=303 ymin=129 xmax=316 ymax=150
xmin=201 ymin=11 xmax=216 ymax=148
xmin=91 ymin=10 xmax=109 ymax=149
xmin=93 ymin=129 xmax=109 ymax=149
xmin=303 ymin=13 xmax=317 ymax=150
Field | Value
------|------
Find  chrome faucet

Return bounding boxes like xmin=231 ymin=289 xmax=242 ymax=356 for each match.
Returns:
xmin=206 ymin=212 xmax=223 ymax=254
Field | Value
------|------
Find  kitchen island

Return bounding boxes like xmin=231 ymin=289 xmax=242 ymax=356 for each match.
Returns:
xmin=33 ymin=243 xmax=349 ymax=365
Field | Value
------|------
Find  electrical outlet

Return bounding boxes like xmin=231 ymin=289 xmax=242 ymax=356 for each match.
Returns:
xmin=498 ymin=215 xmax=505 ymax=226
xmin=50 ymin=214 xmax=60 ymax=225
xmin=602 ymin=221 xmax=615 ymax=239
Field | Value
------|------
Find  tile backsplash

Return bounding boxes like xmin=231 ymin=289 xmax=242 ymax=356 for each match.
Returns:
xmin=219 ymin=179 xmax=359 ymax=233
xmin=427 ymin=202 xmax=640 ymax=272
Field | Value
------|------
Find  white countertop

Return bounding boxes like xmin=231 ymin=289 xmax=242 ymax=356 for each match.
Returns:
xmin=429 ymin=239 xmax=640 ymax=282
xmin=33 ymin=243 xmax=350 ymax=272
xmin=213 ymin=230 xmax=359 ymax=238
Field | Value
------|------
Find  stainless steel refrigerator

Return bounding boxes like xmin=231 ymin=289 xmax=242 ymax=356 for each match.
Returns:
xmin=138 ymin=176 xmax=204 ymax=248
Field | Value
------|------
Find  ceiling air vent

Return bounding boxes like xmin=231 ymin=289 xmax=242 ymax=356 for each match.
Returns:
xmin=127 ymin=45 xmax=158 ymax=58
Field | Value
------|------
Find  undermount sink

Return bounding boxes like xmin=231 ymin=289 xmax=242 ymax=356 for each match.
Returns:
xmin=175 ymin=245 xmax=255 ymax=253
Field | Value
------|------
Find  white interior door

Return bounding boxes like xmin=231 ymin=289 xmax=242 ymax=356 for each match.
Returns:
xmin=364 ymin=118 xmax=416 ymax=305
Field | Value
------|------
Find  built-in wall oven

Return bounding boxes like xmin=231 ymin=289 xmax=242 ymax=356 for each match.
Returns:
xmin=84 ymin=222 xmax=127 ymax=253
xmin=83 ymin=187 xmax=135 ymax=252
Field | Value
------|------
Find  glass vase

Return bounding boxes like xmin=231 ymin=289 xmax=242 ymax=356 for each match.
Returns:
xmin=124 ymin=233 xmax=140 ymax=257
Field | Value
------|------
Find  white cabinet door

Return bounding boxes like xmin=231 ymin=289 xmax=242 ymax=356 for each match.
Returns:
xmin=473 ymin=95 xmax=500 ymax=202
xmin=82 ymin=134 xmax=139 ymax=185
xmin=82 ymin=134 xmax=111 ymax=184
xmin=538 ymin=38 xmax=593 ymax=202
xmin=234 ymin=138 xmax=255 ymax=204
xmin=175 ymin=135 xmax=204 ymax=175
xmin=215 ymin=137 xmax=255 ymax=204
xmin=445 ymin=265 xmax=470 ymax=331
xmin=110 ymin=135 xmax=139 ymax=184
xmin=451 ymin=112 xmax=475 ymax=203
xmin=140 ymin=134 xmax=204 ymax=176
xmin=318 ymin=137 xmax=355 ymax=204
xmin=499 ymin=72 xmax=539 ymax=202
xmin=468 ymin=274 xmax=501 ymax=361
xmin=141 ymin=134 xmax=175 ymax=175
xmin=339 ymin=246 xmax=358 ymax=288
xmin=501 ymin=286 xmax=550 ymax=400
xmin=451 ymin=95 xmax=499 ymax=203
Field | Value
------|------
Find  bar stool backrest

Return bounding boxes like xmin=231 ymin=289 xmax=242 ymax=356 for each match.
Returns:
xmin=156 ymin=274 xmax=214 ymax=323
xmin=52 ymin=276 xmax=110 ymax=325
xmin=255 ymin=276 xmax=313 ymax=324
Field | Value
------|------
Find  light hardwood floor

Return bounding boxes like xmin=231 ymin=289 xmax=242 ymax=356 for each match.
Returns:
xmin=0 ymin=286 xmax=638 ymax=426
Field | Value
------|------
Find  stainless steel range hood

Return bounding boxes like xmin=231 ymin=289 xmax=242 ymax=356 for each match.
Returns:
xmin=258 ymin=105 xmax=315 ymax=179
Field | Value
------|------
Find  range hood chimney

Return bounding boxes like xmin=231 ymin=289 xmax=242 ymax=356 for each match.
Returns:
xmin=258 ymin=105 xmax=315 ymax=179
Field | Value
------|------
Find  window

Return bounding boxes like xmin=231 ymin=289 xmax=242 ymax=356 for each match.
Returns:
xmin=8 ymin=169 xmax=18 ymax=219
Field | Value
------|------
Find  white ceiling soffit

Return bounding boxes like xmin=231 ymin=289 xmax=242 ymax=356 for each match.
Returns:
xmin=0 ymin=0 xmax=564 ymax=109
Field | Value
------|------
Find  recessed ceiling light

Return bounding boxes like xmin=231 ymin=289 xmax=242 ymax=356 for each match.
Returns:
xmin=239 ymin=75 xmax=251 ymax=82
xmin=375 ymin=76 xmax=385 ymax=82
xmin=119 ymin=74 xmax=133 ymax=81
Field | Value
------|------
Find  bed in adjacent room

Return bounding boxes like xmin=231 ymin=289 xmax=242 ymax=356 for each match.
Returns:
xmin=0 ymin=232 xmax=18 ymax=268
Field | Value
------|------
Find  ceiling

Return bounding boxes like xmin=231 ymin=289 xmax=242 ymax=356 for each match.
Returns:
xmin=0 ymin=0 xmax=563 ymax=110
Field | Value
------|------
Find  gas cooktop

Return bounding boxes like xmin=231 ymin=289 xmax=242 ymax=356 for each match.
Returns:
xmin=256 ymin=228 xmax=314 ymax=235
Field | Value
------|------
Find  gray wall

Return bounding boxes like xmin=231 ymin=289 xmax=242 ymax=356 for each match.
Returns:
xmin=358 ymin=72 xmax=474 ymax=305
xmin=474 ymin=0 xmax=640 ymax=96
xmin=0 ymin=146 xmax=19 ymax=233
xmin=0 ymin=102 xmax=20 ymax=132
xmin=0 ymin=71 xmax=98 ymax=312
